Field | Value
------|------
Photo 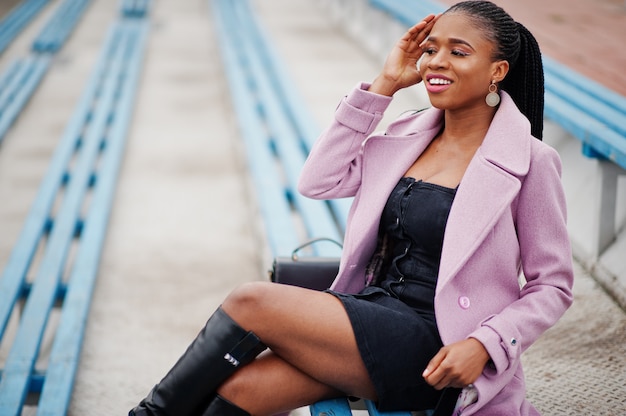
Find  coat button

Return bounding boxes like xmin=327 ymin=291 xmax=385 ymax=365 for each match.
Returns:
xmin=511 ymin=338 xmax=517 ymax=346
xmin=458 ymin=296 xmax=471 ymax=309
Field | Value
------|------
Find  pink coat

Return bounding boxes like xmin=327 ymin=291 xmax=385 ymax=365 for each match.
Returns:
xmin=298 ymin=84 xmax=574 ymax=415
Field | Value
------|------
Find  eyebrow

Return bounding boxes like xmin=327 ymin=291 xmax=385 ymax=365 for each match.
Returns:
xmin=426 ymin=36 xmax=476 ymax=51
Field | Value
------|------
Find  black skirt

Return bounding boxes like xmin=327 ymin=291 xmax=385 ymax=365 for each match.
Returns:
xmin=329 ymin=285 xmax=443 ymax=411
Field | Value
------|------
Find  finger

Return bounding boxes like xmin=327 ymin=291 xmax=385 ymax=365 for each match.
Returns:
xmin=423 ymin=348 xmax=451 ymax=388
xmin=415 ymin=15 xmax=438 ymax=44
xmin=434 ymin=375 xmax=451 ymax=390
xmin=422 ymin=348 xmax=445 ymax=378
xmin=406 ymin=20 xmax=438 ymax=54
xmin=421 ymin=13 xmax=437 ymax=24
xmin=411 ymin=14 xmax=439 ymax=31
xmin=405 ymin=27 xmax=432 ymax=53
xmin=406 ymin=14 xmax=436 ymax=36
xmin=422 ymin=351 xmax=446 ymax=386
xmin=424 ymin=365 xmax=449 ymax=390
xmin=403 ymin=24 xmax=427 ymax=43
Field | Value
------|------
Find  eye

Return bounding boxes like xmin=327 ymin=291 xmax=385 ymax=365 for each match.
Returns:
xmin=423 ymin=47 xmax=437 ymax=55
xmin=451 ymin=49 xmax=469 ymax=57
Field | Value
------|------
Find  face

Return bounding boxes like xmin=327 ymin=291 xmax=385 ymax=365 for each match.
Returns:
xmin=419 ymin=13 xmax=508 ymax=111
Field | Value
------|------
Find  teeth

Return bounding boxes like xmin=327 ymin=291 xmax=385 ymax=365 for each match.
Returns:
xmin=429 ymin=78 xmax=451 ymax=85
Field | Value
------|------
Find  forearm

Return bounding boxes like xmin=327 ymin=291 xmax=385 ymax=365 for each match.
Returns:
xmin=298 ymin=83 xmax=392 ymax=199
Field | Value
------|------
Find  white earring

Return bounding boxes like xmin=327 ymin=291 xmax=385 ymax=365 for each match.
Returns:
xmin=486 ymin=81 xmax=500 ymax=107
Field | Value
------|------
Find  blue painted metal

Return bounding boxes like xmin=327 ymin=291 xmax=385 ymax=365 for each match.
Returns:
xmin=544 ymin=68 xmax=626 ymax=137
xmin=0 ymin=55 xmax=50 ymax=143
xmin=0 ymin=60 xmax=22 ymax=97
xmin=213 ymin=0 xmax=347 ymax=257
xmin=0 ymin=0 xmax=51 ymax=55
xmin=228 ymin=0 xmax=344 ymax=253
xmin=0 ymin=0 xmax=96 ymax=145
xmin=542 ymin=56 xmax=626 ymax=168
xmin=212 ymin=0 xmax=311 ymax=257
xmin=0 ymin=32 xmax=124 ymax=414
xmin=0 ymin=5 xmax=150 ymax=415
xmin=37 ymin=20 xmax=149 ymax=416
xmin=0 ymin=24 xmax=117 ymax=348
xmin=545 ymin=91 xmax=626 ymax=169
xmin=543 ymin=56 xmax=626 ymax=118
xmin=120 ymin=0 xmax=151 ymax=18
xmin=238 ymin=0 xmax=352 ymax=232
xmin=309 ymin=398 xmax=415 ymax=416
xmin=309 ymin=398 xmax=354 ymax=415
xmin=32 ymin=0 xmax=93 ymax=53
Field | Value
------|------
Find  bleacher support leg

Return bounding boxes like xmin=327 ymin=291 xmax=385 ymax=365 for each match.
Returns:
xmin=593 ymin=160 xmax=623 ymax=257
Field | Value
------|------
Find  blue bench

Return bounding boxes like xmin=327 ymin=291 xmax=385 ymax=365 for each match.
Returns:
xmin=119 ymin=0 xmax=151 ymax=18
xmin=211 ymin=0 xmax=432 ymax=414
xmin=0 ymin=0 xmax=95 ymax=145
xmin=0 ymin=0 xmax=51 ymax=55
xmin=0 ymin=55 xmax=50 ymax=143
xmin=211 ymin=0 xmax=347 ymax=259
xmin=357 ymin=0 xmax=626 ymax=257
xmin=32 ymin=0 xmax=93 ymax=53
xmin=0 ymin=6 xmax=150 ymax=415
xmin=542 ymin=56 xmax=626 ymax=255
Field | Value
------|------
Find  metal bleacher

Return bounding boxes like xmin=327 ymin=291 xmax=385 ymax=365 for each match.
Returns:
xmin=0 ymin=0 xmax=93 ymax=146
xmin=0 ymin=1 xmax=150 ymax=414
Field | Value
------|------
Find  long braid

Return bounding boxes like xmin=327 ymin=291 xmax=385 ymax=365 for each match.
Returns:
xmin=501 ymin=23 xmax=545 ymax=139
xmin=444 ymin=1 xmax=545 ymax=140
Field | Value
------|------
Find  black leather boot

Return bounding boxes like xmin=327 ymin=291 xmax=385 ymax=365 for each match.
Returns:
xmin=129 ymin=307 xmax=266 ymax=416
xmin=200 ymin=395 xmax=250 ymax=416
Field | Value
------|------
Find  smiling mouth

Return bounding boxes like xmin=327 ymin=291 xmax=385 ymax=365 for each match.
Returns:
xmin=428 ymin=78 xmax=452 ymax=85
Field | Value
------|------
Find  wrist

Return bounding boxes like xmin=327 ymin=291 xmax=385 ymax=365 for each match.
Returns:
xmin=368 ymin=75 xmax=401 ymax=97
xmin=468 ymin=337 xmax=491 ymax=365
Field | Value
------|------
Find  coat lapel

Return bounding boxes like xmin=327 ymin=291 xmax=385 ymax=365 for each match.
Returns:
xmin=344 ymin=109 xmax=443 ymax=260
xmin=360 ymin=108 xmax=444 ymax=216
xmin=437 ymin=93 xmax=532 ymax=291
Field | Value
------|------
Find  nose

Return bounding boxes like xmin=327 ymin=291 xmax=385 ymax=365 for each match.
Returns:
xmin=427 ymin=50 xmax=449 ymax=69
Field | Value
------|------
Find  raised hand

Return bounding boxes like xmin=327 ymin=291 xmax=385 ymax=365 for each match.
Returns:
xmin=369 ymin=14 xmax=439 ymax=96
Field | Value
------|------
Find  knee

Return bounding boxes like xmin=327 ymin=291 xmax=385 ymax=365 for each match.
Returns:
xmin=222 ymin=281 xmax=275 ymax=323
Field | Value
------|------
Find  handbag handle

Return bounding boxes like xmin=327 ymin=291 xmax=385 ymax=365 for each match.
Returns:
xmin=291 ymin=237 xmax=343 ymax=260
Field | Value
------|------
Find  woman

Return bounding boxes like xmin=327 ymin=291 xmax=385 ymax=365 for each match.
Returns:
xmin=130 ymin=1 xmax=573 ymax=415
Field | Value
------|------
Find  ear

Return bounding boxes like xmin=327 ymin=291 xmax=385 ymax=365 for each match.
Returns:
xmin=491 ymin=60 xmax=509 ymax=83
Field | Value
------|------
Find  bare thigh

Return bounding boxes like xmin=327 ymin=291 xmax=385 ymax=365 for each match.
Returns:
xmin=219 ymin=282 xmax=376 ymax=409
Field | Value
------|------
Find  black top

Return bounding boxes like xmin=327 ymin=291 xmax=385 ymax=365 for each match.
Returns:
xmin=376 ymin=177 xmax=457 ymax=312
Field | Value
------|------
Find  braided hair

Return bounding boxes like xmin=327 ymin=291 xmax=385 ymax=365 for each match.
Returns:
xmin=444 ymin=1 xmax=545 ymax=140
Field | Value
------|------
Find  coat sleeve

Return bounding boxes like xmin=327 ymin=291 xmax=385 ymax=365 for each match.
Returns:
xmin=469 ymin=143 xmax=574 ymax=375
xmin=297 ymin=83 xmax=392 ymax=199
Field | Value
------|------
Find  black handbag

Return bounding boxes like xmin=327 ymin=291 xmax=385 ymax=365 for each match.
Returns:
xmin=268 ymin=238 xmax=342 ymax=291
